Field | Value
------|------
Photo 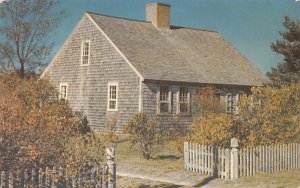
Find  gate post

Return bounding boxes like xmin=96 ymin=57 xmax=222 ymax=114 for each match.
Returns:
xmin=230 ymin=138 xmax=239 ymax=180
xmin=106 ymin=147 xmax=116 ymax=188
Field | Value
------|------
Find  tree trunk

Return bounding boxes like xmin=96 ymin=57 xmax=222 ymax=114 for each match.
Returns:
xmin=19 ymin=63 xmax=25 ymax=78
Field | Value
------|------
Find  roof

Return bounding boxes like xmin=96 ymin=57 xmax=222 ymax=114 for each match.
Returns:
xmin=88 ymin=12 xmax=268 ymax=86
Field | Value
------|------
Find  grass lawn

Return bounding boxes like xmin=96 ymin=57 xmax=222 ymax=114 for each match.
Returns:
xmin=116 ymin=135 xmax=185 ymax=175
xmin=115 ymin=135 xmax=214 ymax=187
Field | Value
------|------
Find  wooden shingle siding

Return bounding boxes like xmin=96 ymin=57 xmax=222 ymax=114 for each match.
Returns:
xmin=44 ymin=15 xmax=140 ymax=132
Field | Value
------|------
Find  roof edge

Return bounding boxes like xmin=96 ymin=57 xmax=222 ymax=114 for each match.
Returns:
xmin=40 ymin=13 xmax=87 ymax=78
xmin=143 ymin=78 xmax=267 ymax=87
xmin=87 ymin=11 xmax=146 ymax=24
xmin=87 ymin=11 xmax=218 ymax=33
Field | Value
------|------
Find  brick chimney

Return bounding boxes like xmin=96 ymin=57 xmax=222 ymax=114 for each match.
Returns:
xmin=146 ymin=3 xmax=170 ymax=29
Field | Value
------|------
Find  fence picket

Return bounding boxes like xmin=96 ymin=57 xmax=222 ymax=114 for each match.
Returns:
xmin=239 ymin=149 xmax=242 ymax=177
xmin=201 ymin=145 xmax=204 ymax=174
xmin=8 ymin=171 xmax=13 ymax=188
xmin=196 ymin=144 xmax=199 ymax=173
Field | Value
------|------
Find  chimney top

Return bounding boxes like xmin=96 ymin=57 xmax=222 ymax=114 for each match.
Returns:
xmin=146 ymin=3 xmax=171 ymax=29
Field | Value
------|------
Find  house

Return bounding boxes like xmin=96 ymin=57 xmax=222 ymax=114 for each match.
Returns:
xmin=41 ymin=3 xmax=268 ymax=132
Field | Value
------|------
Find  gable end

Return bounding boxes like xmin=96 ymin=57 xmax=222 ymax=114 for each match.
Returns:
xmin=86 ymin=13 xmax=144 ymax=81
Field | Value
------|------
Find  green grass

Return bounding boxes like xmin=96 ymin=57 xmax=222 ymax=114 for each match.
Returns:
xmin=116 ymin=135 xmax=185 ymax=176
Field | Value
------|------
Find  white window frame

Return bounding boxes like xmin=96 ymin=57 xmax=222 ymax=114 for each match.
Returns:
xmin=176 ymin=86 xmax=190 ymax=114
xmin=157 ymin=85 xmax=171 ymax=114
xmin=59 ymin=83 xmax=68 ymax=100
xmin=226 ymin=93 xmax=239 ymax=114
xmin=107 ymin=82 xmax=118 ymax=111
xmin=81 ymin=40 xmax=90 ymax=66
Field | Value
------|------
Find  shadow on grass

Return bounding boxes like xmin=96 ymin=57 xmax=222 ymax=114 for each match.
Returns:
xmin=155 ymin=155 xmax=180 ymax=160
xmin=192 ymin=176 xmax=217 ymax=187
xmin=138 ymin=184 xmax=182 ymax=188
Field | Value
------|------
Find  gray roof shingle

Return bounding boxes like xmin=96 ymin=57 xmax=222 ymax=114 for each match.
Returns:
xmin=88 ymin=12 xmax=268 ymax=86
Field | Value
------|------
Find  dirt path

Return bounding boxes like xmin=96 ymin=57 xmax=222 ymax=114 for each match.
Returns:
xmin=117 ymin=171 xmax=194 ymax=186
xmin=117 ymin=162 xmax=221 ymax=187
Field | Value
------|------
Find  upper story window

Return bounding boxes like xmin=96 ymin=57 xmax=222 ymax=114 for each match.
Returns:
xmin=107 ymin=82 xmax=118 ymax=111
xmin=158 ymin=85 xmax=171 ymax=114
xmin=81 ymin=41 xmax=90 ymax=66
xmin=60 ymin=83 xmax=68 ymax=101
xmin=226 ymin=93 xmax=239 ymax=114
xmin=177 ymin=86 xmax=190 ymax=114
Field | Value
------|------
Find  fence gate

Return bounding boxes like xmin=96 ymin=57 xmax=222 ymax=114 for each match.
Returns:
xmin=184 ymin=142 xmax=231 ymax=179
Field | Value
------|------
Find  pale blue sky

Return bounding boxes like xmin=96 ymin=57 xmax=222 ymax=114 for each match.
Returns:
xmin=49 ymin=0 xmax=300 ymax=73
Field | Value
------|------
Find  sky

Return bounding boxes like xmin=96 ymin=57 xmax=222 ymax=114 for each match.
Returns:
xmin=46 ymin=0 xmax=300 ymax=74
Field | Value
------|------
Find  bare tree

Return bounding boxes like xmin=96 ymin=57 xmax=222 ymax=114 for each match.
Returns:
xmin=0 ymin=0 xmax=64 ymax=77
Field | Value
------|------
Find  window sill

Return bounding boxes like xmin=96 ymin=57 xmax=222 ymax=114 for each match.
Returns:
xmin=107 ymin=109 xmax=118 ymax=112
xmin=157 ymin=112 xmax=171 ymax=116
xmin=81 ymin=63 xmax=90 ymax=66
xmin=176 ymin=113 xmax=192 ymax=117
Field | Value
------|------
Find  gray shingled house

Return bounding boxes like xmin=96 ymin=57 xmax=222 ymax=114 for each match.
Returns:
xmin=41 ymin=3 xmax=267 ymax=132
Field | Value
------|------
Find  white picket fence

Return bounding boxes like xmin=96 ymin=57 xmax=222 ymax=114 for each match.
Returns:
xmin=0 ymin=166 xmax=110 ymax=188
xmin=239 ymin=143 xmax=300 ymax=177
xmin=184 ymin=139 xmax=300 ymax=180
xmin=0 ymin=148 xmax=117 ymax=187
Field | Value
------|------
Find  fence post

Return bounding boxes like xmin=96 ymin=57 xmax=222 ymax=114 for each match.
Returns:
xmin=230 ymin=138 xmax=239 ymax=180
xmin=184 ymin=142 xmax=188 ymax=169
xmin=106 ymin=147 xmax=116 ymax=188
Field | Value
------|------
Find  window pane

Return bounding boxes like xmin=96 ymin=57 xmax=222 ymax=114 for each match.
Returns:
xmin=160 ymin=103 xmax=169 ymax=113
xmin=82 ymin=42 xmax=89 ymax=65
xmin=109 ymin=101 xmax=116 ymax=109
xmin=180 ymin=103 xmax=188 ymax=113
xmin=82 ymin=56 xmax=88 ymax=65
xmin=160 ymin=86 xmax=169 ymax=101
xmin=226 ymin=94 xmax=233 ymax=113
xmin=61 ymin=86 xmax=67 ymax=99
xmin=180 ymin=87 xmax=188 ymax=102
xmin=110 ymin=86 xmax=116 ymax=99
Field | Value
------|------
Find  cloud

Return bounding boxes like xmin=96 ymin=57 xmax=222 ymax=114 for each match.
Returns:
xmin=0 ymin=0 xmax=6 ymax=3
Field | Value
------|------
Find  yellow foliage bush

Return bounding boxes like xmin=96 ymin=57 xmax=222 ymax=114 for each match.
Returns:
xmin=188 ymin=112 xmax=234 ymax=147
xmin=236 ymin=82 xmax=300 ymax=146
xmin=0 ymin=73 xmax=107 ymax=173
xmin=187 ymin=83 xmax=300 ymax=148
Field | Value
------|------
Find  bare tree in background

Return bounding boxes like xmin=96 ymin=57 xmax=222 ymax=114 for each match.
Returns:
xmin=0 ymin=0 xmax=64 ymax=77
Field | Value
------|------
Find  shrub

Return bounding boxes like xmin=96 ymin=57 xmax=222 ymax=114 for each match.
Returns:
xmin=188 ymin=83 xmax=300 ymax=148
xmin=186 ymin=86 xmax=233 ymax=147
xmin=0 ymin=73 xmax=104 ymax=172
xmin=124 ymin=113 xmax=165 ymax=159
xmin=235 ymin=83 xmax=300 ymax=146
xmin=188 ymin=112 xmax=235 ymax=147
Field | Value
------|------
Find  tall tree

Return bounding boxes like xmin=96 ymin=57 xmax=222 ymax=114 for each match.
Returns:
xmin=0 ymin=0 xmax=64 ymax=78
xmin=267 ymin=17 xmax=300 ymax=87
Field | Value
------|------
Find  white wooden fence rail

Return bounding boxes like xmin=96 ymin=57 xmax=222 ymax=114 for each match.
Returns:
xmin=184 ymin=140 xmax=300 ymax=180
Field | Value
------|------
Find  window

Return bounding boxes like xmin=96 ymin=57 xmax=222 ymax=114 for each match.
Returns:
xmin=158 ymin=85 xmax=171 ymax=114
xmin=60 ymin=83 xmax=68 ymax=100
xmin=177 ymin=86 xmax=190 ymax=114
xmin=107 ymin=83 xmax=118 ymax=111
xmin=226 ymin=93 xmax=239 ymax=114
xmin=81 ymin=41 xmax=90 ymax=65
